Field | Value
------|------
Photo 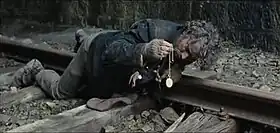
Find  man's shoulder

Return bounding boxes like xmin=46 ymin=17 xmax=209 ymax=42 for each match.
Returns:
xmin=91 ymin=29 xmax=139 ymax=46
xmin=91 ymin=30 xmax=122 ymax=40
xmin=129 ymin=19 xmax=184 ymax=43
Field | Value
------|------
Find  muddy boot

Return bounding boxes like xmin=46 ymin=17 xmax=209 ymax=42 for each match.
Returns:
xmin=74 ymin=29 xmax=88 ymax=52
xmin=11 ymin=59 xmax=44 ymax=88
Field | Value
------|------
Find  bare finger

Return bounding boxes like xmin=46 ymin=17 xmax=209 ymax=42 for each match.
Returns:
xmin=160 ymin=40 xmax=173 ymax=47
xmin=161 ymin=51 xmax=169 ymax=57
xmin=160 ymin=45 xmax=170 ymax=51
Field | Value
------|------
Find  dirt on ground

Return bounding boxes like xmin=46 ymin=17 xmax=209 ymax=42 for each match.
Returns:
xmin=1 ymin=25 xmax=280 ymax=132
xmin=105 ymin=109 xmax=167 ymax=132
xmin=0 ymin=99 xmax=86 ymax=131
xmin=0 ymin=58 xmax=22 ymax=69
xmin=104 ymin=107 xmax=181 ymax=132
xmin=212 ymin=41 xmax=280 ymax=93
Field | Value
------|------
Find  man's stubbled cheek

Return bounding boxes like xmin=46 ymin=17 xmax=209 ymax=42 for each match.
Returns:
xmin=189 ymin=41 xmax=202 ymax=57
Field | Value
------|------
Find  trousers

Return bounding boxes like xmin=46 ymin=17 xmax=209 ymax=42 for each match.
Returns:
xmin=35 ymin=31 xmax=109 ymax=99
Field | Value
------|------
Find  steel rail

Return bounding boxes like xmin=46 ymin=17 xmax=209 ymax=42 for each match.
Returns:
xmin=1 ymin=36 xmax=280 ymax=128
xmin=164 ymin=76 xmax=280 ymax=128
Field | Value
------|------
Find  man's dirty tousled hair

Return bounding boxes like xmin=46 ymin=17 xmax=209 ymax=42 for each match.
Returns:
xmin=182 ymin=20 xmax=221 ymax=70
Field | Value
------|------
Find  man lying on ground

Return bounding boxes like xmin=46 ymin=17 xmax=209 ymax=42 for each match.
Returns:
xmin=9 ymin=19 xmax=219 ymax=104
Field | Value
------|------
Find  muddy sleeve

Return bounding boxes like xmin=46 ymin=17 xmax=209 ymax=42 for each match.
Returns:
xmin=103 ymin=38 xmax=147 ymax=67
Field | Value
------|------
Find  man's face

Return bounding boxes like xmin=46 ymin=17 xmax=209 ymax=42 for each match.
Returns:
xmin=175 ymin=35 xmax=206 ymax=66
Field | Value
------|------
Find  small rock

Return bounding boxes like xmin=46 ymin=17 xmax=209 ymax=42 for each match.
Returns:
xmin=5 ymin=122 xmax=12 ymax=126
xmin=152 ymin=114 xmax=166 ymax=131
xmin=215 ymin=67 xmax=223 ymax=74
xmin=141 ymin=124 xmax=152 ymax=132
xmin=251 ymin=70 xmax=260 ymax=78
xmin=141 ymin=110 xmax=150 ymax=118
xmin=233 ymin=59 xmax=240 ymax=65
xmin=152 ymin=114 xmax=165 ymax=125
xmin=268 ymin=60 xmax=279 ymax=66
xmin=252 ymin=83 xmax=260 ymax=88
xmin=257 ymin=59 xmax=265 ymax=65
xmin=135 ymin=114 xmax=141 ymax=120
xmin=0 ymin=114 xmax=12 ymax=123
xmin=45 ymin=102 xmax=56 ymax=108
xmin=243 ymin=60 xmax=249 ymax=66
xmin=127 ymin=115 xmax=134 ymax=121
xmin=21 ymin=38 xmax=33 ymax=45
xmin=160 ymin=107 xmax=179 ymax=124
xmin=259 ymin=85 xmax=272 ymax=92
xmin=104 ymin=125 xmax=115 ymax=132
xmin=149 ymin=109 xmax=158 ymax=113
xmin=10 ymin=87 xmax=17 ymax=93
xmin=127 ymin=120 xmax=136 ymax=129
xmin=30 ymin=110 xmax=38 ymax=116
xmin=135 ymin=117 xmax=142 ymax=123
xmin=235 ymin=70 xmax=245 ymax=75
xmin=154 ymin=124 xmax=165 ymax=132
xmin=129 ymin=123 xmax=140 ymax=131
xmin=259 ymin=53 xmax=266 ymax=59
xmin=71 ymin=99 xmax=79 ymax=105
xmin=215 ymin=68 xmax=223 ymax=80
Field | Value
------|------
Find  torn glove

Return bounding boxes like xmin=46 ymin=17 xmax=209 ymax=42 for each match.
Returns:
xmin=142 ymin=39 xmax=173 ymax=62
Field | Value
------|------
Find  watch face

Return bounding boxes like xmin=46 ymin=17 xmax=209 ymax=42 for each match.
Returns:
xmin=166 ymin=78 xmax=173 ymax=88
xmin=137 ymin=74 xmax=143 ymax=80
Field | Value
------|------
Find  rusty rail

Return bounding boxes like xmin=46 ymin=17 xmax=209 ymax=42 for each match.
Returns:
xmin=165 ymin=76 xmax=280 ymax=128
xmin=1 ymin=36 xmax=280 ymax=128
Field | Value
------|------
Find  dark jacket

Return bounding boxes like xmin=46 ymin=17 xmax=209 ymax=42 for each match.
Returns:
xmin=86 ymin=19 xmax=185 ymax=98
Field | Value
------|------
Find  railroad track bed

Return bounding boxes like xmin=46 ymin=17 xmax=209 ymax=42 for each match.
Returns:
xmin=1 ymin=28 xmax=280 ymax=132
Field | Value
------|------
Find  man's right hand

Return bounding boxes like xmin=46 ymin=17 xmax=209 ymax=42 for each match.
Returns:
xmin=142 ymin=39 xmax=173 ymax=61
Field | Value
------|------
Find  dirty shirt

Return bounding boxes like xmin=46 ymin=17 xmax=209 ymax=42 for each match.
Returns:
xmin=85 ymin=19 xmax=185 ymax=99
